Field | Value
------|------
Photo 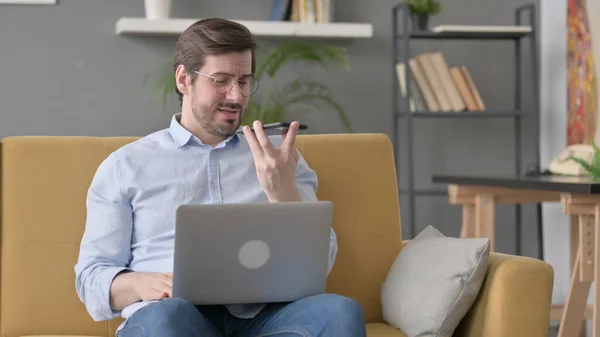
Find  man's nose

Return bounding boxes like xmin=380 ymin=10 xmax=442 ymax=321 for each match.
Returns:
xmin=226 ymin=82 xmax=243 ymax=102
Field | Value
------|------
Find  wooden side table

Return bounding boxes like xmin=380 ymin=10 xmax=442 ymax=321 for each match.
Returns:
xmin=432 ymin=174 xmax=600 ymax=337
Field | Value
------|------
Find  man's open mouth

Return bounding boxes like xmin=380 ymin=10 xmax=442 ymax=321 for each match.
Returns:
xmin=218 ymin=108 xmax=239 ymax=114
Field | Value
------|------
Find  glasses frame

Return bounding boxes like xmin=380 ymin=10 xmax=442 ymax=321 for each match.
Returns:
xmin=194 ymin=71 xmax=260 ymax=97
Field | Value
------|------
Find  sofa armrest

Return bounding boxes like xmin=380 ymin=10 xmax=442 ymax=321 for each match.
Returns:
xmin=455 ymin=252 xmax=554 ymax=337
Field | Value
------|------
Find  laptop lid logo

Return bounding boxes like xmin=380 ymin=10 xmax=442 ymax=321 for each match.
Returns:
xmin=239 ymin=240 xmax=271 ymax=269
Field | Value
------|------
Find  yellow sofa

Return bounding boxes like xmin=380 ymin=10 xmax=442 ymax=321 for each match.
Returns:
xmin=0 ymin=133 xmax=553 ymax=337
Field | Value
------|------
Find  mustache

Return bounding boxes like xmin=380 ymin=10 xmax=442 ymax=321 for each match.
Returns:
xmin=217 ymin=102 xmax=243 ymax=111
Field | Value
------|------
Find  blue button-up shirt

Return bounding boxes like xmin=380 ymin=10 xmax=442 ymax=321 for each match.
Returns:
xmin=74 ymin=113 xmax=338 ymax=324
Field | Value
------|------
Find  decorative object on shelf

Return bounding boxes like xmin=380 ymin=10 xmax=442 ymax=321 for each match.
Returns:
xmin=406 ymin=0 xmax=443 ymax=31
xmin=144 ymin=39 xmax=352 ymax=131
xmin=549 ymin=144 xmax=595 ymax=176
xmin=144 ymin=0 xmax=171 ymax=20
xmin=568 ymin=142 xmax=600 ymax=180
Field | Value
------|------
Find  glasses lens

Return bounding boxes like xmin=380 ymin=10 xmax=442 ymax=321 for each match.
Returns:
xmin=213 ymin=75 xmax=260 ymax=97
xmin=245 ymin=76 xmax=260 ymax=97
xmin=213 ymin=75 xmax=235 ymax=94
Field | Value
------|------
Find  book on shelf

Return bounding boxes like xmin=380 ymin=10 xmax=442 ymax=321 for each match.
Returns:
xmin=408 ymin=58 xmax=439 ymax=111
xmin=395 ymin=51 xmax=486 ymax=113
xmin=458 ymin=65 xmax=485 ymax=110
xmin=417 ymin=53 xmax=452 ymax=111
xmin=270 ymin=0 xmax=334 ymax=23
xmin=450 ymin=66 xmax=478 ymax=111
xmin=396 ymin=63 xmax=424 ymax=111
xmin=429 ymin=51 xmax=465 ymax=111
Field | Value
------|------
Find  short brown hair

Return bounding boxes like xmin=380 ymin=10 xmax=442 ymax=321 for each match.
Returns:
xmin=173 ymin=18 xmax=257 ymax=105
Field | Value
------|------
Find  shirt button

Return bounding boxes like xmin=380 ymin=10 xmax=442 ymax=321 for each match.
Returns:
xmin=211 ymin=183 xmax=218 ymax=189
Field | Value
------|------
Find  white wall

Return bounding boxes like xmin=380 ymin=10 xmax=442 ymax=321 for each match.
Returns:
xmin=541 ymin=1 xmax=599 ymax=334
xmin=540 ymin=0 xmax=569 ymax=310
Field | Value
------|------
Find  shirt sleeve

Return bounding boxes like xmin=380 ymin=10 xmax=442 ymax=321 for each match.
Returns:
xmin=74 ymin=153 xmax=133 ymax=321
xmin=295 ymin=151 xmax=338 ymax=275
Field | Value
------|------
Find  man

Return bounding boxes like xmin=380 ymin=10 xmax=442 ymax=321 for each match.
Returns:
xmin=74 ymin=17 xmax=366 ymax=337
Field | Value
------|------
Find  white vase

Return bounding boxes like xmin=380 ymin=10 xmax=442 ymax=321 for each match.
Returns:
xmin=144 ymin=0 xmax=172 ymax=20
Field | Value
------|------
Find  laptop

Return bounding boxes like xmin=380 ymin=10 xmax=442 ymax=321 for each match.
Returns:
xmin=172 ymin=200 xmax=334 ymax=305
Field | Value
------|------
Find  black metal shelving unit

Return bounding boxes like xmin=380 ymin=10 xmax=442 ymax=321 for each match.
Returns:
xmin=391 ymin=3 xmax=540 ymax=256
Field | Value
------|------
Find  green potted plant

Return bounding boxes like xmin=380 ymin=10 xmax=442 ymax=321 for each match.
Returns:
xmin=568 ymin=141 xmax=600 ymax=180
xmin=144 ymin=39 xmax=353 ymax=132
xmin=407 ymin=0 xmax=443 ymax=31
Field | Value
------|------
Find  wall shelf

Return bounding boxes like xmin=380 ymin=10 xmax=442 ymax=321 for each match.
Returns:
xmin=0 ymin=0 xmax=56 ymax=4
xmin=395 ymin=110 xmax=526 ymax=118
xmin=115 ymin=18 xmax=373 ymax=39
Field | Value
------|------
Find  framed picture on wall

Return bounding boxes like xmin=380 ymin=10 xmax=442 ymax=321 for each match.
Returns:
xmin=567 ymin=0 xmax=599 ymax=146
xmin=0 ymin=0 xmax=56 ymax=4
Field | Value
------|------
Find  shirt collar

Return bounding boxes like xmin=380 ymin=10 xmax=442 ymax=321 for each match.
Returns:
xmin=168 ymin=112 xmax=240 ymax=148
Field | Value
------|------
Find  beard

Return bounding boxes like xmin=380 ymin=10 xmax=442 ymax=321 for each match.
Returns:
xmin=191 ymin=94 xmax=244 ymax=138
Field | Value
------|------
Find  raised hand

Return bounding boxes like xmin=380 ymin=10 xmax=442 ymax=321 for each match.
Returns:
xmin=243 ymin=120 xmax=301 ymax=202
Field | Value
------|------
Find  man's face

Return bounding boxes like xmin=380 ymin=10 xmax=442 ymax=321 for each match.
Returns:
xmin=189 ymin=50 xmax=253 ymax=138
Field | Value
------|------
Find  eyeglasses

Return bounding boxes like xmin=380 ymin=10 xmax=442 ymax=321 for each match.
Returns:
xmin=195 ymin=71 xmax=260 ymax=97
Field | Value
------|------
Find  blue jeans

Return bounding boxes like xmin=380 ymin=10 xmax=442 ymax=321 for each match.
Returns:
xmin=117 ymin=294 xmax=366 ymax=337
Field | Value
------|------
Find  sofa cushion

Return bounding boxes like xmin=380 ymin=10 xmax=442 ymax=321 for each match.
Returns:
xmin=380 ymin=225 xmax=490 ymax=337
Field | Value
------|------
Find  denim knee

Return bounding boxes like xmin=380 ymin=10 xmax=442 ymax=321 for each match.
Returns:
xmin=318 ymin=294 xmax=365 ymax=323
xmin=147 ymin=298 xmax=198 ymax=325
xmin=119 ymin=298 xmax=216 ymax=337
xmin=299 ymin=293 xmax=366 ymax=336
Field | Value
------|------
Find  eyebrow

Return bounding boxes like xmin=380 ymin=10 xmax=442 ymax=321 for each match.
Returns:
xmin=212 ymin=72 xmax=253 ymax=78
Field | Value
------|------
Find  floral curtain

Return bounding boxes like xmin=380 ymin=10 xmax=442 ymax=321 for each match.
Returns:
xmin=567 ymin=0 xmax=598 ymax=145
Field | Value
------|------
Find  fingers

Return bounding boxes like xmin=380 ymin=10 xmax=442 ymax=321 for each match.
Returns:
xmin=152 ymin=289 xmax=170 ymax=300
xmin=291 ymin=146 xmax=299 ymax=164
xmin=157 ymin=281 xmax=173 ymax=298
xmin=244 ymin=120 xmax=299 ymax=155
xmin=243 ymin=124 xmax=263 ymax=157
xmin=283 ymin=121 xmax=299 ymax=151
xmin=161 ymin=273 xmax=173 ymax=297
xmin=252 ymin=121 xmax=276 ymax=154
xmin=163 ymin=273 xmax=173 ymax=283
xmin=148 ymin=282 xmax=172 ymax=301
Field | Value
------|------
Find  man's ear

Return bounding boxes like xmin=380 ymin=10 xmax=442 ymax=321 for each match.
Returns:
xmin=174 ymin=64 xmax=191 ymax=95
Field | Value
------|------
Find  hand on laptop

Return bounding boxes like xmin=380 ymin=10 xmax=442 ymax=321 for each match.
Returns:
xmin=132 ymin=272 xmax=173 ymax=301
xmin=243 ymin=120 xmax=301 ymax=202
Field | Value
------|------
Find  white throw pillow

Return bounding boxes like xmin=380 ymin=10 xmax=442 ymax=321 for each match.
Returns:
xmin=381 ymin=225 xmax=490 ymax=337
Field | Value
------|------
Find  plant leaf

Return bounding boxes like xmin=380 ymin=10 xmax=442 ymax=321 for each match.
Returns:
xmin=407 ymin=0 xmax=443 ymax=16
xmin=591 ymin=141 xmax=600 ymax=169
xmin=274 ymin=78 xmax=352 ymax=131
xmin=568 ymin=156 xmax=600 ymax=179
xmin=255 ymin=39 xmax=350 ymax=80
xmin=143 ymin=60 xmax=175 ymax=111
xmin=284 ymin=93 xmax=353 ymax=132
xmin=271 ymin=77 xmax=332 ymax=105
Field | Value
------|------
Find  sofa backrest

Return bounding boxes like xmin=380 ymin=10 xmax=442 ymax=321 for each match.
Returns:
xmin=0 ymin=133 xmax=403 ymax=337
